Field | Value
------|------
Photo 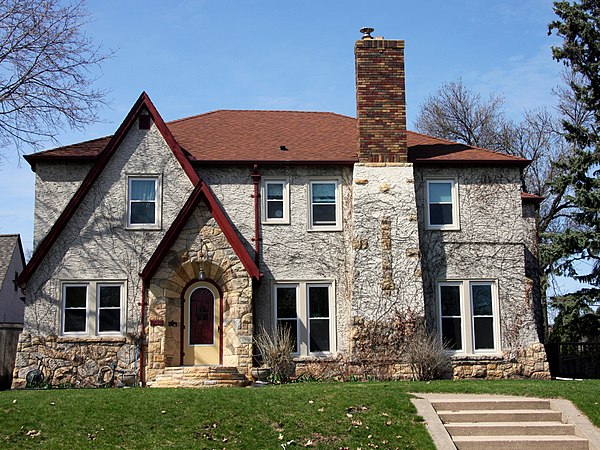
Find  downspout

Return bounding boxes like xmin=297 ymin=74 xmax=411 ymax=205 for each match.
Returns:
xmin=139 ymin=278 xmax=148 ymax=386
xmin=251 ymin=164 xmax=261 ymax=265
xmin=250 ymin=164 xmax=261 ymax=369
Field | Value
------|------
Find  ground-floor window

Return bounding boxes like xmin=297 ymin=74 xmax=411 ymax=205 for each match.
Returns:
xmin=274 ymin=281 xmax=335 ymax=356
xmin=437 ymin=280 xmax=499 ymax=354
xmin=61 ymin=281 xmax=125 ymax=337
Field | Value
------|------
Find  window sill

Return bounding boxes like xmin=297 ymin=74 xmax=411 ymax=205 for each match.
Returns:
xmin=125 ymin=226 xmax=161 ymax=231
xmin=307 ymin=227 xmax=342 ymax=232
xmin=450 ymin=353 xmax=503 ymax=361
xmin=58 ymin=336 xmax=127 ymax=344
xmin=426 ymin=225 xmax=460 ymax=231
xmin=292 ymin=354 xmax=337 ymax=362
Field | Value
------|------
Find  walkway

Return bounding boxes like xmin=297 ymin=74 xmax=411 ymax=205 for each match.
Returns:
xmin=411 ymin=393 xmax=600 ymax=450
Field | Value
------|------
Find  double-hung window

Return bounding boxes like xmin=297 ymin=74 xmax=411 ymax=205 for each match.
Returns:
xmin=262 ymin=178 xmax=290 ymax=224
xmin=426 ymin=179 xmax=459 ymax=230
xmin=308 ymin=179 xmax=342 ymax=230
xmin=437 ymin=280 xmax=499 ymax=354
xmin=274 ymin=282 xmax=335 ymax=356
xmin=127 ymin=176 xmax=160 ymax=228
xmin=62 ymin=281 xmax=125 ymax=336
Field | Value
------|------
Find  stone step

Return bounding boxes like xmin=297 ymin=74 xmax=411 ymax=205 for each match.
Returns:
xmin=453 ymin=434 xmax=589 ymax=450
xmin=445 ymin=421 xmax=576 ymax=436
xmin=438 ymin=409 xmax=563 ymax=423
xmin=150 ymin=366 xmax=249 ymax=388
xmin=432 ymin=398 xmax=550 ymax=411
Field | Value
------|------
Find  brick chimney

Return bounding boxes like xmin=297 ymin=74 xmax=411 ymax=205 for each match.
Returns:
xmin=355 ymin=31 xmax=407 ymax=163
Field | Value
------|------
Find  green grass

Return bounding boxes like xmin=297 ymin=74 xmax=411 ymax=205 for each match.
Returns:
xmin=1 ymin=379 xmax=599 ymax=449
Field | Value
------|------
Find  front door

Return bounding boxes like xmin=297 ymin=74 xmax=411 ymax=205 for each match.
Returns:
xmin=183 ymin=282 xmax=221 ymax=365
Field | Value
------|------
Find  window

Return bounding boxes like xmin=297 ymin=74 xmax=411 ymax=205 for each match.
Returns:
xmin=127 ymin=177 xmax=160 ymax=228
xmin=274 ymin=282 xmax=335 ymax=356
xmin=426 ymin=179 xmax=459 ymax=229
xmin=97 ymin=284 xmax=123 ymax=334
xmin=63 ymin=284 xmax=88 ymax=334
xmin=308 ymin=179 xmax=342 ymax=230
xmin=437 ymin=280 xmax=499 ymax=354
xmin=262 ymin=178 xmax=289 ymax=224
xmin=62 ymin=281 xmax=125 ymax=336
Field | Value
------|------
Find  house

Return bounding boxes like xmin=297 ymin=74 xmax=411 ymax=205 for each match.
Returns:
xmin=12 ymin=32 xmax=549 ymax=388
xmin=0 ymin=234 xmax=25 ymax=389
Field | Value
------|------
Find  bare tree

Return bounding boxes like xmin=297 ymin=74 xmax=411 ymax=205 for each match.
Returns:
xmin=0 ymin=0 xmax=111 ymax=155
xmin=414 ymin=79 xmax=509 ymax=151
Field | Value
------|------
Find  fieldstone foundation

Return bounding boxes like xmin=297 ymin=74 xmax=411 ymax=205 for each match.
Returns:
xmin=12 ymin=333 xmax=138 ymax=388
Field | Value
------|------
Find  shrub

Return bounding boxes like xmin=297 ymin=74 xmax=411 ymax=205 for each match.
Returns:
xmin=254 ymin=326 xmax=295 ymax=383
xmin=404 ymin=322 xmax=451 ymax=381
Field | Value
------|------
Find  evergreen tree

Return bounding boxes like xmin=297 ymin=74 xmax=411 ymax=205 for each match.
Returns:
xmin=546 ymin=0 xmax=600 ymax=340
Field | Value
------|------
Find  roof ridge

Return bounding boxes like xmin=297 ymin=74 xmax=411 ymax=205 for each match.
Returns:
xmin=167 ymin=109 xmax=356 ymax=125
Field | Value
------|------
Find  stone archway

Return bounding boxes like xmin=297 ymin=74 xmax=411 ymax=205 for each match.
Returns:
xmin=144 ymin=206 xmax=254 ymax=383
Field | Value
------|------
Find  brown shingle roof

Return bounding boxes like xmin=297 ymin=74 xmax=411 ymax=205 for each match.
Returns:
xmin=24 ymin=110 xmax=529 ymax=167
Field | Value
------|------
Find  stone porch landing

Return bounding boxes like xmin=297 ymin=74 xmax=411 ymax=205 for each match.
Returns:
xmin=148 ymin=366 xmax=250 ymax=388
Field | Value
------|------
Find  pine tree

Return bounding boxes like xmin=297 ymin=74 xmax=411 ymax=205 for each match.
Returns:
xmin=546 ymin=0 xmax=600 ymax=341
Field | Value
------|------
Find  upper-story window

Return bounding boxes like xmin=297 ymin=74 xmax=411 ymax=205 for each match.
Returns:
xmin=426 ymin=179 xmax=459 ymax=230
xmin=308 ymin=179 xmax=342 ymax=231
xmin=127 ymin=176 xmax=161 ymax=228
xmin=262 ymin=178 xmax=290 ymax=224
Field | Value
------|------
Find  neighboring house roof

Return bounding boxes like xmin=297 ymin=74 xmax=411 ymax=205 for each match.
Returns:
xmin=24 ymin=110 xmax=530 ymax=168
xmin=18 ymin=93 xmax=260 ymax=286
xmin=0 ymin=234 xmax=25 ymax=291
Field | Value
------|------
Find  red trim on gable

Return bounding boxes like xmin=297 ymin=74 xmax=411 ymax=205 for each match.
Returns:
xmin=18 ymin=92 xmax=198 ymax=286
xmin=141 ymin=181 xmax=261 ymax=283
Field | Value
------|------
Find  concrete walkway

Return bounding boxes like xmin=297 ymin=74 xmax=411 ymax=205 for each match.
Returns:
xmin=411 ymin=393 xmax=600 ymax=450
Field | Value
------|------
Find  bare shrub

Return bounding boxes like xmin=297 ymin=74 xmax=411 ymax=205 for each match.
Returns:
xmin=254 ymin=327 xmax=295 ymax=383
xmin=405 ymin=322 xmax=452 ymax=381
xmin=352 ymin=311 xmax=451 ymax=381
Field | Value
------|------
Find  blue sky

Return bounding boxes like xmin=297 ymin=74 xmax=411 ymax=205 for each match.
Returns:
xmin=1 ymin=0 xmax=580 ymax=292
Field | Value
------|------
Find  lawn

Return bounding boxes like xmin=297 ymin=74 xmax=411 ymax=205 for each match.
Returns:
xmin=1 ymin=379 xmax=598 ymax=449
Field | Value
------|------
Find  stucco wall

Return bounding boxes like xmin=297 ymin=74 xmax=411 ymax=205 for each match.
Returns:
xmin=33 ymin=161 xmax=93 ymax=248
xmin=351 ymin=163 xmax=424 ymax=320
xmin=414 ymin=166 xmax=540 ymax=352
xmin=199 ymin=165 xmax=354 ymax=354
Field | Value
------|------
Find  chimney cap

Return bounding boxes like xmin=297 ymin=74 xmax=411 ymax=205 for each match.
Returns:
xmin=360 ymin=27 xmax=374 ymax=39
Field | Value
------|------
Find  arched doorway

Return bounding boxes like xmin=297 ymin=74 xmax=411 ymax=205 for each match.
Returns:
xmin=182 ymin=281 xmax=222 ymax=365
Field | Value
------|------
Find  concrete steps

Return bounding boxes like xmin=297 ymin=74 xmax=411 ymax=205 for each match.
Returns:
xmin=149 ymin=366 xmax=250 ymax=388
xmin=429 ymin=396 xmax=590 ymax=450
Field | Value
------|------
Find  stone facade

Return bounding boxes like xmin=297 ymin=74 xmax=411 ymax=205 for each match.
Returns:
xmin=146 ymin=205 xmax=254 ymax=382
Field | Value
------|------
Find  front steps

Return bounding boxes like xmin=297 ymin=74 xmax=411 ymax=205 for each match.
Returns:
xmin=423 ymin=395 xmax=592 ymax=450
xmin=149 ymin=366 xmax=250 ymax=388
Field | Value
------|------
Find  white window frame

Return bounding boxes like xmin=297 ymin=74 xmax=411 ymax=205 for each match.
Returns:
xmin=437 ymin=280 xmax=500 ymax=355
xmin=273 ymin=281 xmax=336 ymax=356
xmin=426 ymin=178 xmax=459 ymax=230
xmin=307 ymin=178 xmax=342 ymax=231
xmin=62 ymin=283 xmax=89 ymax=336
xmin=127 ymin=175 xmax=162 ymax=229
xmin=262 ymin=177 xmax=290 ymax=224
xmin=96 ymin=283 xmax=125 ymax=336
xmin=61 ymin=281 xmax=126 ymax=337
